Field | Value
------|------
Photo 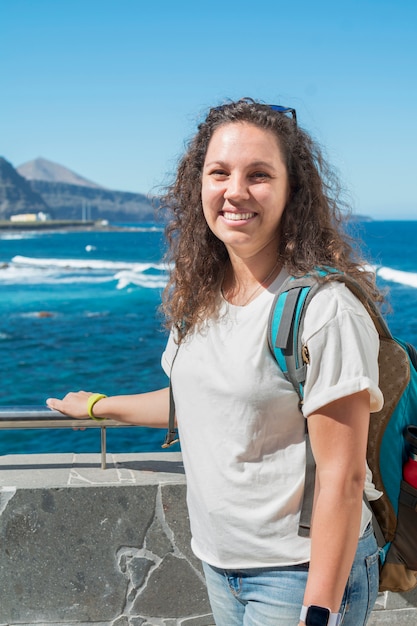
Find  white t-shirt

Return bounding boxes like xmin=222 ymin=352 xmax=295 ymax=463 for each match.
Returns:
xmin=161 ymin=269 xmax=383 ymax=569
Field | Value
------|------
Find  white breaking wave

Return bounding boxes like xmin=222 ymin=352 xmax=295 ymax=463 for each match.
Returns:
xmin=376 ymin=266 xmax=417 ymax=289
xmin=0 ymin=255 xmax=168 ymax=289
xmin=0 ymin=231 xmax=47 ymax=240
xmin=114 ymin=270 xmax=167 ymax=289
xmin=4 ymin=256 xmax=415 ymax=290
xmin=11 ymin=255 xmax=166 ymax=272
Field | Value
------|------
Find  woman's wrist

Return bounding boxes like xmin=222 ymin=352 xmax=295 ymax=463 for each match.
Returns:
xmin=87 ymin=393 xmax=108 ymax=421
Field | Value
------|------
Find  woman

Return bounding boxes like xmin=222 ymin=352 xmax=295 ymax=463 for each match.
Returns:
xmin=47 ymin=98 xmax=384 ymax=626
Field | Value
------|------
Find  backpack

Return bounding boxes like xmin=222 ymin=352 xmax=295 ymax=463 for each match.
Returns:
xmin=267 ymin=270 xmax=417 ymax=593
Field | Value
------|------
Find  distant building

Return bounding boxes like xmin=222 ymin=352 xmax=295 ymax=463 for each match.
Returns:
xmin=10 ymin=211 xmax=51 ymax=222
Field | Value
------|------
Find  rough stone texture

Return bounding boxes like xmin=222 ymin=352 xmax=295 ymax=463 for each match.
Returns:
xmin=0 ymin=453 xmax=214 ymax=625
xmin=0 ymin=452 xmax=417 ymax=625
xmin=2 ymin=485 xmax=157 ymax=622
xmin=368 ymin=607 xmax=417 ymax=625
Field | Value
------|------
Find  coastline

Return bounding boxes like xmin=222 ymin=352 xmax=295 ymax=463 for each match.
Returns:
xmin=0 ymin=220 xmax=147 ymax=232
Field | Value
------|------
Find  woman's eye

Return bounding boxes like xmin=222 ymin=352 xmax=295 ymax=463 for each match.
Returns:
xmin=210 ymin=169 xmax=228 ymax=178
xmin=251 ymin=172 xmax=270 ymax=180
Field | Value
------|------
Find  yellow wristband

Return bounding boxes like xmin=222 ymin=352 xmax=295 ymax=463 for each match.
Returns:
xmin=87 ymin=393 xmax=107 ymax=421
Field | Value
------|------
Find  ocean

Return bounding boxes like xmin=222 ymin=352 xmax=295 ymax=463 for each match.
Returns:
xmin=1 ymin=220 xmax=416 ymax=456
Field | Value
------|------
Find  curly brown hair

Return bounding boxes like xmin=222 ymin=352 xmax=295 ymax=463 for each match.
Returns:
xmin=160 ymin=98 xmax=382 ymax=341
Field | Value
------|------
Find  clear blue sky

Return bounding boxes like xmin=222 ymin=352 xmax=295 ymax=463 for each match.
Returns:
xmin=1 ymin=0 xmax=416 ymax=219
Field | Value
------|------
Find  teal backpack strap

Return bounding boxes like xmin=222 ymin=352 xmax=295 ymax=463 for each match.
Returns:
xmin=268 ymin=273 xmax=325 ymax=537
xmin=268 ymin=270 xmax=389 ymax=539
xmin=268 ymin=274 xmax=322 ymax=401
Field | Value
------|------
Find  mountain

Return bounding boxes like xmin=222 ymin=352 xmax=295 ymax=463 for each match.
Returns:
xmin=17 ymin=157 xmax=104 ymax=189
xmin=28 ymin=179 xmax=156 ymax=222
xmin=0 ymin=157 xmax=156 ymax=222
xmin=0 ymin=157 xmax=51 ymax=218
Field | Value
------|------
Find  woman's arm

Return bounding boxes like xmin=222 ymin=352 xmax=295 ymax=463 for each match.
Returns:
xmin=299 ymin=390 xmax=370 ymax=623
xmin=46 ymin=387 xmax=170 ymax=428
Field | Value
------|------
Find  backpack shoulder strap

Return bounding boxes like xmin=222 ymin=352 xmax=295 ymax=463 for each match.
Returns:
xmin=267 ymin=270 xmax=387 ymax=538
xmin=268 ymin=274 xmax=323 ymax=537
xmin=267 ymin=274 xmax=323 ymax=400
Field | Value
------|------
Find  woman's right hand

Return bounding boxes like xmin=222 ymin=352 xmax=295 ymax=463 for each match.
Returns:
xmin=46 ymin=391 xmax=98 ymax=419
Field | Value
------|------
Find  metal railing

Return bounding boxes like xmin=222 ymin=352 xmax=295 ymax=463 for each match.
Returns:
xmin=0 ymin=407 xmax=137 ymax=469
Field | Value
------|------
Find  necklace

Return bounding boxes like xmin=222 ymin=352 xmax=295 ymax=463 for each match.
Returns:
xmin=223 ymin=260 xmax=281 ymax=307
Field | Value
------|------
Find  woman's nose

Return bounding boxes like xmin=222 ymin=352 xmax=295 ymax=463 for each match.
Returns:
xmin=223 ymin=174 xmax=250 ymax=201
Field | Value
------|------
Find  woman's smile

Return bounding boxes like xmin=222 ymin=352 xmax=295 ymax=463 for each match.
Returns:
xmin=221 ymin=211 xmax=257 ymax=222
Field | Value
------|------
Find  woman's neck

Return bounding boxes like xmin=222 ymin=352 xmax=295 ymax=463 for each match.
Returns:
xmin=222 ymin=256 xmax=281 ymax=306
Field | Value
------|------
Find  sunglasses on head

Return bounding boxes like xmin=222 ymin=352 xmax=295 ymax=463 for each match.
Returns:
xmin=213 ymin=103 xmax=297 ymax=125
xmin=267 ymin=105 xmax=297 ymax=124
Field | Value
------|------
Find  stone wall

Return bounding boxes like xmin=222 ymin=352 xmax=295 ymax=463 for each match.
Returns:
xmin=0 ymin=452 xmax=213 ymax=626
xmin=0 ymin=452 xmax=416 ymax=626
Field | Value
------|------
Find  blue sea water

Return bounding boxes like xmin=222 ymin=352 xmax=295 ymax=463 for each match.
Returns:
xmin=0 ymin=220 xmax=416 ymax=456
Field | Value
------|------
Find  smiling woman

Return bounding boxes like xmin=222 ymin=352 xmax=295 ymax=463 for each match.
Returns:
xmin=201 ymin=122 xmax=289 ymax=304
xmin=48 ymin=98 xmax=384 ymax=626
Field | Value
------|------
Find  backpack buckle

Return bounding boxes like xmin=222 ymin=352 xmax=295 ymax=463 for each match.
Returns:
xmin=162 ymin=429 xmax=179 ymax=448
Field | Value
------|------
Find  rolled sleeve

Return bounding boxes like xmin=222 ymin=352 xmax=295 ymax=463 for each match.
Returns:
xmin=301 ymin=283 xmax=384 ymax=417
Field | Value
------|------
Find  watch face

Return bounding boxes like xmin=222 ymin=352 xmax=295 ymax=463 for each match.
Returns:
xmin=306 ymin=605 xmax=330 ymax=626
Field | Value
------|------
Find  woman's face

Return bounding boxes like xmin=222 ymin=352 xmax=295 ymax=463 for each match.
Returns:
xmin=201 ymin=122 xmax=290 ymax=260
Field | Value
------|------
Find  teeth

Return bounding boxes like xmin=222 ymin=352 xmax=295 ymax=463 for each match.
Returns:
xmin=223 ymin=212 xmax=255 ymax=221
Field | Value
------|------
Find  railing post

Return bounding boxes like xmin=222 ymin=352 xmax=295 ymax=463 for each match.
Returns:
xmin=101 ymin=426 xmax=107 ymax=469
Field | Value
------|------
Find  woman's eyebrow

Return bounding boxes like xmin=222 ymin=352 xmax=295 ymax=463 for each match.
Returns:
xmin=204 ymin=159 xmax=276 ymax=169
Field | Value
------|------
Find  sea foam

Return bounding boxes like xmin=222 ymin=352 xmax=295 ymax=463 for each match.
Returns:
xmin=0 ymin=255 xmax=168 ymax=288
xmin=376 ymin=267 xmax=417 ymax=289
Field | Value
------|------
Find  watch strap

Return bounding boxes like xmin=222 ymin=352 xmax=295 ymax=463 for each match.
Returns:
xmin=300 ymin=605 xmax=342 ymax=626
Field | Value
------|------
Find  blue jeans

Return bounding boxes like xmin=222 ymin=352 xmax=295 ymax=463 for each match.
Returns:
xmin=202 ymin=523 xmax=379 ymax=626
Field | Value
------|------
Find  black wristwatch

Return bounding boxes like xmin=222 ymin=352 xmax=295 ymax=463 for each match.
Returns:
xmin=300 ymin=604 xmax=342 ymax=626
